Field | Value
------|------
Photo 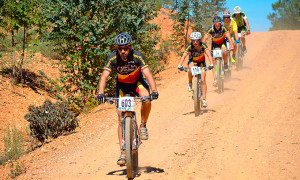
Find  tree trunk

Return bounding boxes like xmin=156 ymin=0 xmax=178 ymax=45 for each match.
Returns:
xmin=19 ymin=26 xmax=26 ymax=83
xmin=11 ymin=30 xmax=16 ymax=85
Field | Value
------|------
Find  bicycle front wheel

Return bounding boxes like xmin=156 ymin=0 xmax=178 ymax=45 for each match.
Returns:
xmin=194 ymin=75 xmax=200 ymax=116
xmin=216 ymin=60 xmax=222 ymax=94
xmin=125 ymin=117 xmax=133 ymax=179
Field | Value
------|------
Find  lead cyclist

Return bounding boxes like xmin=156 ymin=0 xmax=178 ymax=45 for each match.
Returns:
xmin=231 ymin=6 xmax=251 ymax=53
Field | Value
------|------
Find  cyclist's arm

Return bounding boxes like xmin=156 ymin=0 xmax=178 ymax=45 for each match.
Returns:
xmin=225 ymin=31 xmax=234 ymax=49
xmin=244 ymin=17 xmax=250 ymax=32
xmin=142 ymin=67 xmax=158 ymax=92
xmin=178 ymin=51 xmax=189 ymax=66
xmin=205 ymin=49 xmax=213 ymax=65
xmin=231 ymin=19 xmax=239 ymax=40
xmin=98 ymin=70 xmax=111 ymax=94
xmin=202 ymin=33 xmax=210 ymax=44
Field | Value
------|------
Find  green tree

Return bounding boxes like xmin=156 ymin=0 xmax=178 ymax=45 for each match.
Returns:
xmin=268 ymin=0 xmax=300 ymax=30
xmin=0 ymin=0 xmax=46 ymax=83
xmin=40 ymin=0 xmax=160 ymax=113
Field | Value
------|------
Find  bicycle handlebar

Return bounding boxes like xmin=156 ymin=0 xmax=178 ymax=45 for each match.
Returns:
xmin=182 ymin=66 xmax=210 ymax=72
xmin=104 ymin=96 xmax=152 ymax=104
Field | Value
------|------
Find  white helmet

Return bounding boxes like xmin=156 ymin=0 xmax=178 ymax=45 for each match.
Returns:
xmin=223 ymin=11 xmax=231 ymax=17
xmin=234 ymin=6 xmax=241 ymax=13
xmin=190 ymin=32 xmax=202 ymax=40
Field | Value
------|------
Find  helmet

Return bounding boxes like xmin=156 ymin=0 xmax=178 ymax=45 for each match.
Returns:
xmin=190 ymin=32 xmax=202 ymax=40
xmin=234 ymin=6 xmax=241 ymax=14
xmin=213 ymin=16 xmax=222 ymax=23
xmin=114 ymin=32 xmax=132 ymax=46
xmin=223 ymin=11 xmax=231 ymax=18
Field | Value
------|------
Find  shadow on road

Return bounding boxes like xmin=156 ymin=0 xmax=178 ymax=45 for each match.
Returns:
xmin=107 ymin=166 xmax=164 ymax=179
xmin=183 ymin=109 xmax=216 ymax=116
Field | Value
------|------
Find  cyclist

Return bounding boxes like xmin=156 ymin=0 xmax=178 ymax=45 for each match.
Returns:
xmin=231 ymin=6 xmax=251 ymax=53
xmin=222 ymin=10 xmax=240 ymax=63
xmin=177 ymin=32 xmax=214 ymax=107
xmin=97 ymin=32 xmax=159 ymax=166
xmin=202 ymin=16 xmax=234 ymax=87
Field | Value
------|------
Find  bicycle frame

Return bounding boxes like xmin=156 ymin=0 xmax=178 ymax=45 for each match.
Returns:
xmin=104 ymin=96 xmax=151 ymax=179
xmin=212 ymin=48 xmax=225 ymax=93
xmin=183 ymin=64 xmax=208 ymax=116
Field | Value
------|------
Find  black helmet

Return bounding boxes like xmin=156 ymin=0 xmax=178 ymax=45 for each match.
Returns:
xmin=213 ymin=16 xmax=222 ymax=23
xmin=114 ymin=32 xmax=132 ymax=46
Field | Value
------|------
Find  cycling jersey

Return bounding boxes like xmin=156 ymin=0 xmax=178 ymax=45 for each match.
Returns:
xmin=104 ymin=49 xmax=149 ymax=84
xmin=232 ymin=11 xmax=247 ymax=28
xmin=184 ymin=42 xmax=208 ymax=63
xmin=206 ymin=25 xmax=228 ymax=45
xmin=222 ymin=18 xmax=238 ymax=36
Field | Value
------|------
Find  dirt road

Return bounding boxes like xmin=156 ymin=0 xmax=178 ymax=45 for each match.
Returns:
xmin=16 ymin=30 xmax=300 ymax=180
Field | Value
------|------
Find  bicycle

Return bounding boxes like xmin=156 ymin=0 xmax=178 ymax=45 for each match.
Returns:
xmin=225 ymin=41 xmax=232 ymax=80
xmin=212 ymin=48 xmax=228 ymax=94
xmin=103 ymin=95 xmax=153 ymax=179
xmin=236 ymin=32 xmax=245 ymax=70
xmin=183 ymin=63 xmax=210 ymax=116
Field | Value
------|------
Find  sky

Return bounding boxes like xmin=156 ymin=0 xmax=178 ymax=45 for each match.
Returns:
xmin=224 ymin=0 xmax=278 ymax=32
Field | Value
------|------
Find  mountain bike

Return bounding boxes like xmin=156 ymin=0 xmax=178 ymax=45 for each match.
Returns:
xmin=225 ymin=41 xmax=232 ymax=80
xmin=104 ymin=95 xmax=152 ymax=179
xmin=212 ymin=48 xmax=226 ymax=94
xmin=183 ymin=64 xmax=210 ymax=116
xmin=236 ymin=32 xmax=244 ymax=70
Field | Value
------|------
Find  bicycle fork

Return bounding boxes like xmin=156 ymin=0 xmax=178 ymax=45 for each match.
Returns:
xmin=121 ymin=112 xmax=139 ymax=150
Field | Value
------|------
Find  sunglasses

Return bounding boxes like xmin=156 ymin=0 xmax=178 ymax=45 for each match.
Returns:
xmin=191 ymin=39 xmax=200 ymax=43
xmin=223 ymin=17 xmax=230 ymax=19
xmin=117 ymin=45 xmax=132 ymax=51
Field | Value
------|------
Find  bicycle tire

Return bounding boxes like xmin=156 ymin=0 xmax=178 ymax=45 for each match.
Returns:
xmin=125 ymin=116 xmax=133 ymax=179
xmin=133 ymin=150 xmax=138 ymax=172
xmin=236 ymin=44 xmax=241 ymax=70
xmin=217 ymin=60 xmax=222 ymax=94
xmin=194 ymin=75 xmax=200 ymax=116
xmin=221 ymin=60 xmax=224 ymax=92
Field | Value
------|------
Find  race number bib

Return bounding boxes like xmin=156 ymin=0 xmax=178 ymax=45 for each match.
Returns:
xmin=213 ymin=49 xmax=222 ymax=58
xmin=118 ymin=97 xmax=134 ymax=111
xmin=191 ymin=66 xmax=201 ymax=75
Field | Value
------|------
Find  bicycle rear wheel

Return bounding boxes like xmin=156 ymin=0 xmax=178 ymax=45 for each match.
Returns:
xmin=193 ymin=75 xmax=200 ymax=116
xmin=125 ymin=117 xmax=133 ymax=179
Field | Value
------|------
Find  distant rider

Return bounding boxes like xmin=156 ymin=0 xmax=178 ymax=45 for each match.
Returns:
xmin=231 ymin=6 xmax=251 ymax=53
xmin=202 ymin=16 xmax=234 ymax=86
xmin=222 ymin=10 xmax=239 ymax=63
xmin=177 ymin=32 xmax=214 ymax=107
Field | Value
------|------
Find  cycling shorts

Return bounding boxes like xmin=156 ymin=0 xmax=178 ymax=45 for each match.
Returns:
xmin=116 ymin=78 xmax=150 ymax=98
xmin=187 ymin=60 xmax=206 ymax=69
xmin=238 ymin=26 xmax=247 ymax=33
xmin=211 ymin=42 xmax=227 ymax=50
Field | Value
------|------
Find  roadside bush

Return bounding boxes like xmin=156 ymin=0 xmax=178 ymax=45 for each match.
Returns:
xmin=25 ymin=100 xmax=79 ymax=143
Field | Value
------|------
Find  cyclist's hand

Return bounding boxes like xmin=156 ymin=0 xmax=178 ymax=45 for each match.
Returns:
xmin=247 ymin=30 xmax=251 ymax=35
xmin=150 ymin=91 xmax=159 ymax=100
xmin=235 ymin=39 xmax=240 ymax=43
xmin=96 ymin=94 xmax=106 ymax=103
xmin=208 ymin=64 xmax=214 ymax=70
xmin=177 ymin=65 xmax=184 ymax=71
